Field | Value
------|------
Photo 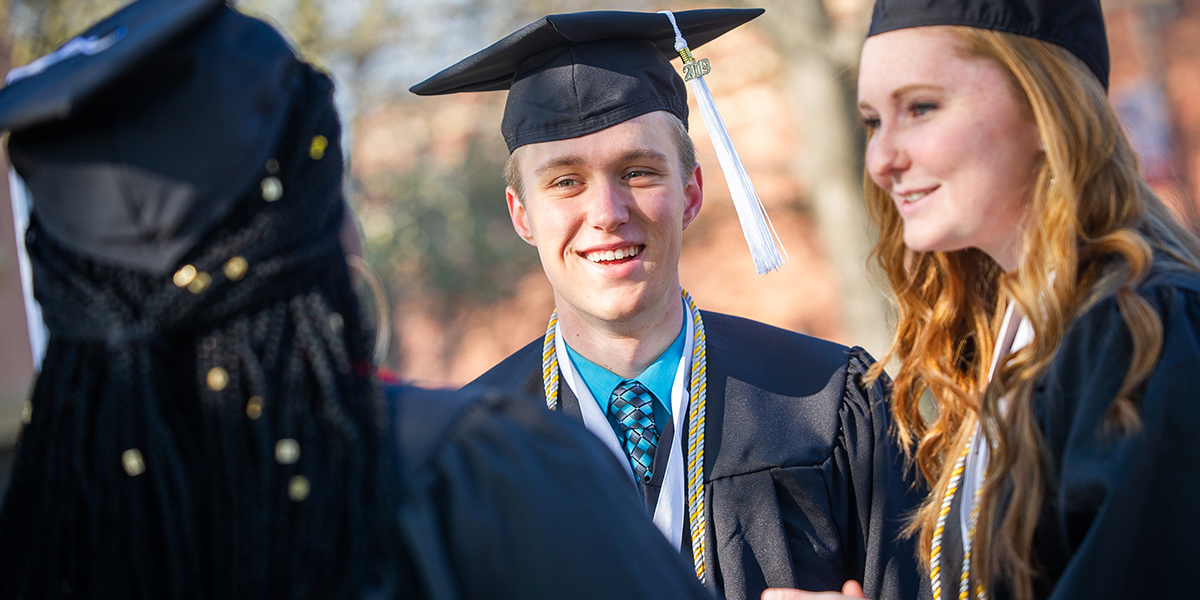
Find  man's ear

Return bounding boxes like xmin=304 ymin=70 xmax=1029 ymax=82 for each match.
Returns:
xmin=682 ymin=162 xmax=704 ymax=230
xmin=506 ymin=187 xmax=536 ymax=245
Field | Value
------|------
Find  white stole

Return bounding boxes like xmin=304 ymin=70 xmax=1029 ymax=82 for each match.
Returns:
xmin=960 ymin=301 xmax=1034 ymax=545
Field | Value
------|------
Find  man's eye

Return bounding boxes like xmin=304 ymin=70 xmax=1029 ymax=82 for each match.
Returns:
xmin=554 ymin=178 xmax=579 ymax=188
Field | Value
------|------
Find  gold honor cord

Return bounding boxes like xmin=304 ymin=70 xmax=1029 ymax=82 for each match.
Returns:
xmin=930 ymin=441 xmax=988 ymax=600
xmin=542 ymin=288 xmax=708 ymax=582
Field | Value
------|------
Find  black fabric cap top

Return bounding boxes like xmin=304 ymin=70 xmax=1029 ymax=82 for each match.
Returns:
xmin=867 ymin=0 xmax=1109 ymax=88
xmin=410 ymin=9 xmax=764 ymax=152
xmin=0 ymin=0 xmax=301 ymax=274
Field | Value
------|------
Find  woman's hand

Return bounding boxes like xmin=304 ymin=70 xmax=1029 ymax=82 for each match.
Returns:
xmin=762 ymin=580 xmax=866 ymax=599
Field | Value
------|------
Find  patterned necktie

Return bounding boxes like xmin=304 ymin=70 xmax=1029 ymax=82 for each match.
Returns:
xmin=609 ymin=380 xmax=659 ymax=484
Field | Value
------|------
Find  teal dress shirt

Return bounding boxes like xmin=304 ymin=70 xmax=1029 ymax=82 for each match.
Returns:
xmin=563 ymin=319 xmax=685 ymax=436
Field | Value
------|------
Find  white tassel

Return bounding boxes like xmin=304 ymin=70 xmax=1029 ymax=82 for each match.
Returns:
xmin=659 ymin=11 xmax=787 ymax=275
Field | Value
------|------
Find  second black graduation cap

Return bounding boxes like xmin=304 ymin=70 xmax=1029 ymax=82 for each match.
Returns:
xmin=410 ymin=9 xmax=763 ymax=152
xmin=867 ymin=0 xmax=1109 ymax=88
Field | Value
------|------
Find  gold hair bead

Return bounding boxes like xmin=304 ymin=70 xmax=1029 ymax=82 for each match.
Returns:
xmin=20 ymin=401 xmax=32 ymax=425
xmin=288 ymin=475 xmax=310 ymax=501
xmin=266 ymin=158 xmax=280 ymax=174
xmin=261 ymin=176 xmax=283 ymax=202
xmin=207 ymin=367 xmax=229 ymax=391
xmin=223 ymin=256 xmax=249 ymax=281
xmin=187 ymin=272 xmax=212 ymax=294
xmin=173 ymin=265 xmax=197 ymax=287
xmin=275 ymin=438 xmax=300 ymax=464
xmin=122 ymin=448 xmax=146 ymax=476
xmin=309 ymin=135 xmax=328 ymax=160
xmin=246 ymin=396 xmax=264 ymax=420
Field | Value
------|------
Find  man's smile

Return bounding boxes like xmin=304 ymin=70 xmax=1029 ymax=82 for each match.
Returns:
xmin=582 ymin=244 xmax=644 ymax=264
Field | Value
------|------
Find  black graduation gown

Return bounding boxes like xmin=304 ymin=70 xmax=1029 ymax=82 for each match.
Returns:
xmin=469 ymin=311 xmax=929 ymax=600
xmin=385 ymin=385 xmax=712 ymax=600
xmin=936 ymin=267 xmax=1200 ymax=599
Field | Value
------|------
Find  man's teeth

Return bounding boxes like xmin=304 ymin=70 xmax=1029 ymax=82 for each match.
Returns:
xmin=586 ymin=246 xmax=641 ymax=263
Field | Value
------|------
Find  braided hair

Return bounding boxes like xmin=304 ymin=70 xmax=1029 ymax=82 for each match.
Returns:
xmin=0 ymin=64 xmax=410 ymax=599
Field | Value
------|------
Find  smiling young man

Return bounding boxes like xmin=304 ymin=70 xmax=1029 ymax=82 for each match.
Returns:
xmin=412 ymin=9 xmax=927 ymax=600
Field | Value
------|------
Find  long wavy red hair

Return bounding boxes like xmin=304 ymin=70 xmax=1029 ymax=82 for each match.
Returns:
xmin=863 ymin=27 xmax=1200 ymax=600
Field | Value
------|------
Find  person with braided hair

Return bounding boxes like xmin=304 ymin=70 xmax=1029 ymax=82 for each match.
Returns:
xmin=0 ymin=1 xmax=712 ymax=599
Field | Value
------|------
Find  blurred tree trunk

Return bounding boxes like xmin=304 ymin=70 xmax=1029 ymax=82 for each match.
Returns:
xmin=747 ymin=0 xmax=893 ymax=359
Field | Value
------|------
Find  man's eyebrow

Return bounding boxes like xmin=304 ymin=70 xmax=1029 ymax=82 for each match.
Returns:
xmin=619 ymin=148 xmax=671 ymax=164
xmin=531 ymin=148 xmax=672 ymax=177
xmin=533 ymin=154 xmax=586 ymax=177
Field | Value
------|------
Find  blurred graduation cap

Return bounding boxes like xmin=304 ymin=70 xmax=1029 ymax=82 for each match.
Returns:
xmin=0 ymin=0 xmax=302 ymax=368
xmin=868 ymin=0 xmax=1109 ymax=88
xmin=412 ymin=8 xmax=788 ymax=275
xmin=0 ymin=0 xmax=301 ymax=275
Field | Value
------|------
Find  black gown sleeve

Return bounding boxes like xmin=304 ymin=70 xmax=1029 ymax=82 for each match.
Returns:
xmin=390 ymin=386 xmax=712 ymax=600
xmin=1030 ymin=278 xmax=1200 ymax=599
xmin=837 ymin=348 xmax=930 ymax=600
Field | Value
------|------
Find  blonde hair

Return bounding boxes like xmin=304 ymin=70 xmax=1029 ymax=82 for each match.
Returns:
xmin=863 ymin=27 xmax=1200 ymax=600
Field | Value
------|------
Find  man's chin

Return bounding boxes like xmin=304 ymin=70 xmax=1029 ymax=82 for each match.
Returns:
xmin=560 ymin=296 xmax=654 ymax=328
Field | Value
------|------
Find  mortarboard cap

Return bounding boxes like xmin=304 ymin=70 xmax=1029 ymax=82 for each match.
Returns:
xmin=0 ymin=0 xmax=301 ymax=274
xmin=410 ymin=8 xmax=763 ymax=153
xmin=867 ymin=0 xmax=1109 ymax=89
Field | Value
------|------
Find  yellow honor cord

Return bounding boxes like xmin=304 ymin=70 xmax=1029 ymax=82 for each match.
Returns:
xmin=931 ymin=441 xmax=989 ymax=600
xmin=541 ymin=289 xmax=708 ymax=582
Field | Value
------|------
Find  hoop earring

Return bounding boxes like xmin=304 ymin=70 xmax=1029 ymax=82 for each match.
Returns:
xmin=346 ymin=254 xmax=390 ymax=367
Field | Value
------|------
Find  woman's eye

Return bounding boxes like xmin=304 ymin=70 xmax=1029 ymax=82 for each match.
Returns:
xmin=909 ymin=101 xmax=938 ymax=117
xmin=861 ymin=116 xmax=881 ymax=130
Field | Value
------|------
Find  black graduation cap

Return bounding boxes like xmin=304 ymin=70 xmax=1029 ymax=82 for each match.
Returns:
xmin=0 ymin=0 xmax=301 ymax=274
xmin=868 ymin=0 xmax=1109 ymax=89
xmin=410 ymin=9 xmax=764 ymax=152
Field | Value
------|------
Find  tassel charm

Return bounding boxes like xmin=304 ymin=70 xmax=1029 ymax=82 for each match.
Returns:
xmin=681 ymin=56 xmax=711 ymax=82
xmin=659 ymin=10 xmax=788 ymax=274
